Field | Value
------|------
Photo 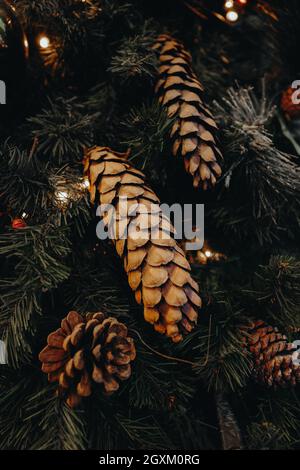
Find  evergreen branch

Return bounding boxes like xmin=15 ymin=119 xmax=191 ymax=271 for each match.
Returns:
xmin=253 ymin=389 xmax=300 ymax=445
xmin=0 ymin=290 xmax=40 ymax=368
xmin=128 ymin=343 xmax=195 ymax=411
xmin=28 ymin=392 xmax=87 ymax=450
xmin=85 ymin=394 xmax=174 ymax=450
xmin=28 ymin=97 xmax=99 ymax=164
xmin=249 ymin=255 xmax=300 ymax=328
xmin=246 ymin=421 xmax=296 ymax=450
xmin=115 ymin=414 xmax=174 ymax=450
xmin=109 ymin=21 xmax=158 ymax=81
xmin=191 ymin=298 xmax=252 ymax=392
xmin=121 ymin=102 xmax=173 ymax=187
xmin=213 ymin=84 xmax=300 ymax=245
xmin=0 ymin=366 xmax=87 ymax=450
xmin=0 ymin=225 xmax=71 ymax=367
xmin=0 ymin=142 xmax=49 ymax=219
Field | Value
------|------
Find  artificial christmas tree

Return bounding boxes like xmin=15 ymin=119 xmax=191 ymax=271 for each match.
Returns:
xmin=0 ymin=0 xmax=300 ymax=454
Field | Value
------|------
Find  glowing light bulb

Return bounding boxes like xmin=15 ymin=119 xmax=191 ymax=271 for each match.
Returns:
xmin=226 ymin=10 xmax=239 ymax=22
xmin=81 ymin=177 xmax=90 ymax=190
xmin=56 ymin=190 xmax=69 ymax=205
xmin=205 ymin=250 xmax=212 ymax=258
xmin=39 ymin=36 xmax=50 ymax=49
xmin=224 ymin=0 xmax=234 ymax=9
xmin=238 ymin=0 xmax=247 ymax=4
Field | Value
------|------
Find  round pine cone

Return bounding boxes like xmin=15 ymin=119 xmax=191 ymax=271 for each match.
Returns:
xmin=39 ymin=311 xmax=136 ymax=408
xmin=244 ymin=320 xmax=300 ymax=388
xmin=281 ymin=86 xmax=300 ymax=119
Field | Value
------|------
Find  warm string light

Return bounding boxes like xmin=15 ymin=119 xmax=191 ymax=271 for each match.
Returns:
xmin=36 ymin=33 xmax=60 ymax=72
xmin=23 ymin=37 xmax=29 ymax=58
xmin=182 ymin=234 xmax=227 ymax=266
xmin=54 ymin=177 xmax=90 ymax=210
xmin=55 ymin=190 xmax=70 ymax=208
xmin=223 ymin=0 xmax=248 ymax=23
xmin=38 ymin=35 xmax=50 ymax=50
xmin=81 ymin=177 xmax=90 ymax=190
xmin=191 ymin=244 xmax=227 ymax=265
xmin=226 ymin=10 xmax=239 ymax=22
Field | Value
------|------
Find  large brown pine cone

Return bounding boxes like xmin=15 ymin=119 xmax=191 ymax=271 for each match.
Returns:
xmin=244 ymin=320 xmax=300 ymax=387
xmin=153 ymin=34 xmax=222 ymax=190
xmin=39 ymin=311 xmax=136 ymax=408
xmin=84 ymin=147 xmax=201 ymax=343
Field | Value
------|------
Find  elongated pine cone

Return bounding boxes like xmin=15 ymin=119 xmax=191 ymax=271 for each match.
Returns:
xmin=245 ymin=320 xmax=300 ymax=387
xmin=153 ymin=34 xmax=222 ymax=190
xmin=39 ymin=311 xmax=136 ymax=408
xmin=84 ymin=147 xmax=201 ymax=343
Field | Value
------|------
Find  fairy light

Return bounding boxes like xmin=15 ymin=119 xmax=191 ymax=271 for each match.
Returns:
xmin=55 ymin=190 xmax=70 ymax=208
xmin=54 ymin=177 xmax=89 ymax=210
xmin=56 ymin=190 xmax=69 ymax=201
xmin=226 ymin=10 xmax=239 ymax=22
xmin=39 ymin=35 xmax=50 ymax=49
xmin=204 ymin=250 xmax=212 ymax=258
xmin=21 ymin=212 xmax=28 ymax=219
xmin=81 ymin=177 xmax=90 ymax=190
xmin=224 ymin=0 xmax=234 ymax=9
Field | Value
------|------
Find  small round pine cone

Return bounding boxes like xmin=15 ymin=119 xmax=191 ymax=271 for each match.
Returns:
xmin=244 ymin=320 xmax=300 ymax=388
xmin=39 ymin=311 xmax=136 ymax=408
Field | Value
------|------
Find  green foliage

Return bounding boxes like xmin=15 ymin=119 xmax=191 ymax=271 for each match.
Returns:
xmin=0 ymin=143 xmax=49 ymax=219
xmin=85 ymin=393 xmax=174 ymax=450
xmin=242 ymin=388 xmax=300 ymax=450
xmin=0 ymin=225 xmax=71 ymax=367
xmin=249 ymin=255 xmax=300 ymax=328
xmin=246 ymin=422 xmax=296 ymax=450
xmin=109 ymin=21 xmax=158 ymax=81
xmin=0 ymin=366 xmax=87 ymax=450
xmin=213 ymin=85 xmax=300 ymax=246
xmin=122 ymin=102 xmax=173 ymax=186
xmin=122 ymin=102 xmax=171 ymax=160
xmin=128 ymin=345 xmax=195 ymax=411
xmin=28 ymin=97 xmax=99 ymax=164
xmin=193 ymin=314 xmax=252 ymax=393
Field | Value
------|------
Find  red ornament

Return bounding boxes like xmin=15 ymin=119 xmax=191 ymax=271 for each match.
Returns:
xmin=281 ymin=86 xmax=300 ymax=119
xmin=12 ymin=218 xmax=27 ymax=229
